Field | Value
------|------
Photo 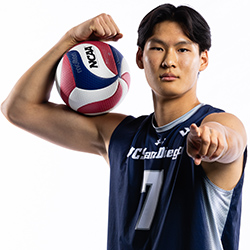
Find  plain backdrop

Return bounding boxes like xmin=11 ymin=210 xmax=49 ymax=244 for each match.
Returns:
xmin=0 ymin=0 xmax=249 ymax=249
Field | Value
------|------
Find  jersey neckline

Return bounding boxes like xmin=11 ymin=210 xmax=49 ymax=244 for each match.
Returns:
xmin=152 ymin=103 xmax=204 ymax=133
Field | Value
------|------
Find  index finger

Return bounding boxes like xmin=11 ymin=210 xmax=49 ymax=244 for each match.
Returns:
xmin=189 ymin=123 xmax=200 ymax=137
xmin=101 ymin=14 xmax=123 ymax=41
xmin=91 ymin=14 xmax=122 ymax=40
xmin=105 ymin=14 xmax=121 ymax=34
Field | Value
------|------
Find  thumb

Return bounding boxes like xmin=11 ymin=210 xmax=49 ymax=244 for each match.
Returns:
xmin=105 ymin=32 xmax=123 ymax=42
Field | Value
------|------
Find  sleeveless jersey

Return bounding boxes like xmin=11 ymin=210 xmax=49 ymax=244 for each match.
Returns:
xmin=108 ymin=104 xmax=247 ymax=250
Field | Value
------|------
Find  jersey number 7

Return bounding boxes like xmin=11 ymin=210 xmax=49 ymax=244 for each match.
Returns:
xmin=135 ymin=170 xmax=164 ymax=230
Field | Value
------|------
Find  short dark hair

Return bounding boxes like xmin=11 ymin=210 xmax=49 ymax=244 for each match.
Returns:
xmin=137 ymin=4 xmax=211 ymax=53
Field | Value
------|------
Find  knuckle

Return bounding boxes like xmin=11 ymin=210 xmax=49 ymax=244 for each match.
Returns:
xmin=99 ymin=13 xmax=108 ymax=18
xmin=219 ymin=139 xmax=226 ymax=149
xmin=213 ymin=152 xmax=221 ymax=158
xmin=210 ymin=137 xmax=218 ymax=148
xmin=202 ymin=125 xmax=210 ymax=133
xmin=201 ymin=137 xmax=210 ymax=146
xmin=99 ymin=13 xmax=111 ymax=21
xmin=214 ymin=145 xmax=225 ymax=158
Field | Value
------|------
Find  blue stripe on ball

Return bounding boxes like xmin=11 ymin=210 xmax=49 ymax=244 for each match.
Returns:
xmin=67 ymin=50 xmax=119 ymax=90
xmin=109 ymin=45 xmax=124 ymax=77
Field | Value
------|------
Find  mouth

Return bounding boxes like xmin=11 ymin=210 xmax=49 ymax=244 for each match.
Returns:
xmin=160 ymin=73 xmax=179 ymax=81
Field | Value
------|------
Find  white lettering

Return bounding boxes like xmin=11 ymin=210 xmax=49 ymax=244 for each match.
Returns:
xmin=127 ymin=146 xmax=183 ymax=161
xmin=132 ymin=148 xmax=143 ymax=160
xmin=156 ymin=147 xmax=165 ymax=159
xmin=179 ymin=127 xmax=190 ymax=137
xmin=127 ymin=147 xmax=135 ymax=158
xmin=166 ymin=149 xmax=173 ymax=158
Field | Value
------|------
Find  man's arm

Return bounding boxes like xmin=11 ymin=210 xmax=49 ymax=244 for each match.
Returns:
xmin=187 ymin=112 xmax=247 ymax=190
xmin=1 ymin=14 xmax=125 ymax=162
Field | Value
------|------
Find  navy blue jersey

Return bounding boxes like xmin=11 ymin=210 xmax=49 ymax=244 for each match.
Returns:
xmin=108 ymin=104 xmax=247 ymax=250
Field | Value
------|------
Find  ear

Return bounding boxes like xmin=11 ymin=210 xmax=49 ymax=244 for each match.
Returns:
xmin=136 ymin=47 xmax=144 ymax=69
xmin=199 ymin=50 xmax=209 ymax=72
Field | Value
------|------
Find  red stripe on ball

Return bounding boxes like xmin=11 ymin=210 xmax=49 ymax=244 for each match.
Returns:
xmin=90 ymin=41 xmax=118 ymax=76
xmin=77 ymin=82 xmax=123 ymax=115
xmin=60 ymin=55 xmax=76 ymax=106
xmin=121 ymin=72 xmax=130 ymax=88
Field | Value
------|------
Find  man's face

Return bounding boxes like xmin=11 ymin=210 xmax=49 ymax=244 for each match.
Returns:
xmin=137 ymin=21 xmax=208 ymax=102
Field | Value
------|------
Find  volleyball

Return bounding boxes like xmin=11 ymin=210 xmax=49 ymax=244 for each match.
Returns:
xmin=55 ymin=41 xmax=130 ymax=116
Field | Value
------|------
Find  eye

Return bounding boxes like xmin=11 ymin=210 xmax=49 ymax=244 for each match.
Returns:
xmin=151 ymin=47 xmax=164 ymax=51
xmin=178 ymin=48 xmax=189 ymax=53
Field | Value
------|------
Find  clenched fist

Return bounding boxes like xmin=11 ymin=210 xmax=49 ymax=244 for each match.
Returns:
xmin=186 ymin=122 xmax=228 ymax=165
xmin=68 ymin=13 xmax=123 ymax=45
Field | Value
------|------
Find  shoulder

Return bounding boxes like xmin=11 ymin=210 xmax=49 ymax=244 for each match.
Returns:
xmin=201 ymin=112 xmax=247 ymax=139
xmin=109 ymin=113 xmax=151 ymax=140
xmin=95 ymin=112 xmax=128 ymax=143
xmin=194 ymin=104 xmax=224 ymax=119
xmin=182 ymin=104 xmax=225 ymax=128
xmin=94 ymin=113 xmax=150 ymax=161
xmin=108 ymin=113 xmax=151 ymax=157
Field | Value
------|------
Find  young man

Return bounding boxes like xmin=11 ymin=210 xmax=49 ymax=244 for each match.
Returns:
xmin=1 ymin=3 xmax=247 ymax=250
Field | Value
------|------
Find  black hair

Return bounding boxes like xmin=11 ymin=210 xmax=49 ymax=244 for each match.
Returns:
xmin=137 ymin=4 xmax=211 ymax=53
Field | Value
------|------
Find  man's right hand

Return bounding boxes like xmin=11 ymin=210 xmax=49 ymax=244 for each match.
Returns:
xmin=68 ymin=13 xmax=123 ymax=46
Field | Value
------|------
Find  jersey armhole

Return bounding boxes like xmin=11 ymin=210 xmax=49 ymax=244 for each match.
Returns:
xmin=108 ymin=115 xmax=135 ymax=158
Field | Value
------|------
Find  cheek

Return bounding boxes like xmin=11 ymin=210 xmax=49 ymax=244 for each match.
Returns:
xmin=143 ymin=57 xmax=157 ymax=78
xmin=143 ymin=55 xmax=154 ymax=68
xmin=181 ymin=57 xmax=200 ymax=76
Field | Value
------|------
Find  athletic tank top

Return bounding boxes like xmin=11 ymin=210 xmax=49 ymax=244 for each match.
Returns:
xmin=108 ymin=104 xmax=247 ymax=250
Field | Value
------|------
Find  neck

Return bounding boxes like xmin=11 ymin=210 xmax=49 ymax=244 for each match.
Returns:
xmin=153 ymin=93 xmax=200 ymax=127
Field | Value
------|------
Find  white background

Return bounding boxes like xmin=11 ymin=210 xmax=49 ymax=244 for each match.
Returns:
xmin=0 ymin=0 xmax=249 ymax=249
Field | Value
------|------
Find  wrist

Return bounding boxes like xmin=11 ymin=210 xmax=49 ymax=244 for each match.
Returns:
xmin=57 ymin=30 xmax=80 ymax=52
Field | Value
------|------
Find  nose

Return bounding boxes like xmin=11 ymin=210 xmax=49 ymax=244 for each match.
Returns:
xmin=161 ymin=49 xmax=177 ymax=68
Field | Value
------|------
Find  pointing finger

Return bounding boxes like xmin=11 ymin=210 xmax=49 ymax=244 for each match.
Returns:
xmin=189 ymin=123 xmax=200 ymax=137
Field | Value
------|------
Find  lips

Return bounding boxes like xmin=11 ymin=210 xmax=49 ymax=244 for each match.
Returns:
xmin=160 ymin=73 xmax=179 ymax=81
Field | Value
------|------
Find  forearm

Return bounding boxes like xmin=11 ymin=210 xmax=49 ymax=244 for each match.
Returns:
xmin=2 ymin=32 xmax=75 ymax=110
xmin=20 ymin=35 xmax=76 ymax=103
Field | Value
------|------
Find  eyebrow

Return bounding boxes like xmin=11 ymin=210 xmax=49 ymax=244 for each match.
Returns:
xmin=149 ymin=38 xmax=193 ymax=47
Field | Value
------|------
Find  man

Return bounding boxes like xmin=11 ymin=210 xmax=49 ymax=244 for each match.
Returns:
xmin=1 ymin=3 xmax=247 ymax=250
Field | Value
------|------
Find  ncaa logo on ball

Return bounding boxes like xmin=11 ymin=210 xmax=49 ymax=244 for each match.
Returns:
xmin=55 ymin=41 xmax=130 ymax=116
xmin=84 ymin=45 xmax=98 ymax=68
